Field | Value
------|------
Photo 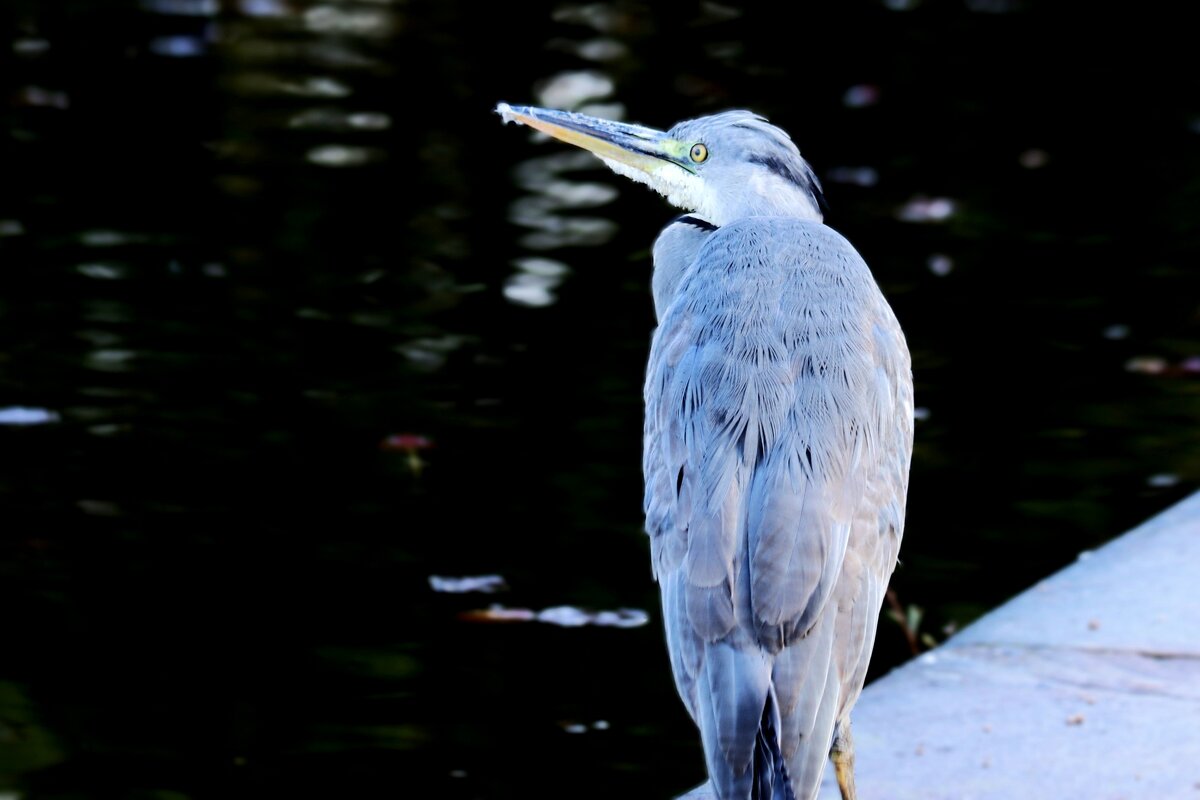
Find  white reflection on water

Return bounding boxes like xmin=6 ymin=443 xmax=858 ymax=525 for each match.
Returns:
xmin=842 ymin=84 xmax=881 ymax=108
xmin=80 ymin=230 xmax=150 ymax=246
xmin=826 ymin=166 xmax=879 ymax=187
xmin=306 ymin=144 xmax=381 ymax=166
xmin=304 ymin=5 xmax=396 ymax=37
xmin=515 ymin=213 xmax=616 ymax=250
xmin=504 ymin=57 xmax=626 ymax=303
xmin=395 ymin=335 xmax=469 ymax=370
xmin=540 ymin=606 xmax=648 ymax=628
xmin=76 ymin=263 xmax=127 ymax=280
xmin=1125 ymin=356 xmax=1166 ymax=375
xmin=429 ymin=575 xmax=508 ymax=593
xmin=1124 ymin=356 xmax=1200 ymax=377
xmin=551 ymin=3 xmax=632 ymax=34
xmin=511 ymin=154 xmax=621 ymax=204
xmin=140 ymin=0 xmax=218 ymax=15
xmin=462 ymin=604 xmax=650 ymax=628
xmin=289 ymin=108 xmax=391 ymax=130
xmin=1103 ymin=324 xmax=1130 ymax=340
xmin=513 ymin=257 xmax=570 ymax=278
xmin=549 ymin=37 xmax=628 ymax=62
xmin=0 ymin=407 xmax=61 ymax=426
xmin=504 ymin=257 xmax=571 ymax=308
xmin=88 ymin=424 xmax=128 ymax=437
xmin=576 ymin=101 xmax=626 ymax=120
xmin=539 ymin=180 xmax=618 ymax=207
xmin=508 ymin=151 xmax=620 ymax=252
xmin=504 ymin=275 xmax=556 ymax=307
xmin=149 ymin=35 xmax=208 ymax=58
xmin=896 ymin=195 xmax=956 ymax=222
xmin=14 ymin=38 xmax=50 ymax=56
xmin=1018 ymin=148 xmax=1049 ymax=169
xmin=238 ymin=0 xmax=288 ymax=17
xmin=536 ymin=70 xmax=614 ymax=109
xmin=346 ymin=112 xmax=390 ymax=129
xmin=85 ymin=350 xmax=137 ymax=372
xmin=927 ymin=253 xmax=953 ymax=276
xmin=16 ymin=86 xmax=69 ymax=109
xmin=1147 ymin=473 xmax=1180 ymax=488
xmin=282 ymin=76 xmax=352 ymax=98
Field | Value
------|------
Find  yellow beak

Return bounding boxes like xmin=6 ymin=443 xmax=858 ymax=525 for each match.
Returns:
xmin=496 ymin=103 xmax=694 ymax=175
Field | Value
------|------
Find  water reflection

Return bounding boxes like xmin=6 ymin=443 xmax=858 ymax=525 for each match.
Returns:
xmin=508 ymin=151 xmax=621 ymax=251
xmin=12 ymin=38 xmax=51 ymax=56
xmin=278 ymin=76 xmax=352 ymax=97
xmin=926 ymin=253 xmax=953 ymax=276
xmin=237 ymin=0 xmax=289 ymax=17
xmin=0 ymin=407 xmax=60 ymax=426
xmin=13 ymin=86 xmax=69 ymax=109
xmin=288 ymin=108 xmax=391 ymax=130
xmin=895 ymin=195 xmax=957 ymax=222
xmin=842 ymin=83 xmax=881 ymax=108
xmin=536 ymin=70 xmax=614 ymax=109
xmin=3 ymin=1 xmax=1198 ymax=799
xmin=428 ymin=574 xmax=508 ymax=594
xmin=561 ymin=720 xmax=609 ymax=734
xmin=148 ymin=35 xmax=210 ymax=58
xmin=140 ymin=0 xmax=219 ymax=15
xmin=461 ymin=604 xmax=650 ymax=628
xmin=305 ymin=144 xmax=381 ymax=166
xmin=1018 ymin=148 xmax=1050 ymax=169
xmin=504 ymin=256 xmax=571 ymax=307
xmin=75 ymin=263 xmax=127 ymax=279
xmin=303 ymin=5 xmax=398 ymax=38
xmin=826 ymin=165 xmax=879 ymax=187
xmin=548 ymin=37 xmax=629 ymax=62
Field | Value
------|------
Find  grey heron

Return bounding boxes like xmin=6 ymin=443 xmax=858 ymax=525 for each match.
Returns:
xmin=497 ymin=103 xmax=913 ymax=800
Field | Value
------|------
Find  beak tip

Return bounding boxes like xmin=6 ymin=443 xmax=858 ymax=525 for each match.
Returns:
xmin=495 ymin=102 xmax=529 ymax=125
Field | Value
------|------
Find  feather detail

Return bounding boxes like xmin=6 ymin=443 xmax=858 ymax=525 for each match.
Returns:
xmin=643 ymin=216 xmax=912 ymax=800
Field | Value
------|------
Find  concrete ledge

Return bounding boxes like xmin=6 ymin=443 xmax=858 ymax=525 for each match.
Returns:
xmin=820 ymin=490 xmax=1200 ymax=799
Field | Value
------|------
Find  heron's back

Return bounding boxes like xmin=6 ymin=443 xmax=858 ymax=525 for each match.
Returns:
xmin=644 ymin=216 xmax=912 ymax=800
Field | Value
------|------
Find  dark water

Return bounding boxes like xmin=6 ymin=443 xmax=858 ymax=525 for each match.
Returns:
xmin=2 ymin=1 xmax=1197 ymax=798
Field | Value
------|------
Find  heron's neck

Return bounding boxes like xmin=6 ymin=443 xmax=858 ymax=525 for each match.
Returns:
xmin=700 ymin=171 xmax=824 ymax=227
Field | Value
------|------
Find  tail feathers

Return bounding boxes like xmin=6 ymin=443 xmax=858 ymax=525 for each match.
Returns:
xmin=752 ymin=690 xmax=796 ymax=800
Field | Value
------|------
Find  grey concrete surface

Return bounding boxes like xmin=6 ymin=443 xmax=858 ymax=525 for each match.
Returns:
xmin=674 ymin=492 xmax=1200 ymax=799
xmin=818 ymin=490 xmax=1200 ymax=799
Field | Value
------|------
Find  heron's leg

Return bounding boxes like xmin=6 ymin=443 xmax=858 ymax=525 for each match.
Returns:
xmin=830 ymin=719 xmax=857 ymax=800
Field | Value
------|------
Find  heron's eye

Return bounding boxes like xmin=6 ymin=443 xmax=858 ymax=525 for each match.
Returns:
xmin=689 ymin=143 xmax=708 ymax=163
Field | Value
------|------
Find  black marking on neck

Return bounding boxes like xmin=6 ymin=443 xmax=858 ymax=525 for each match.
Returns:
xmin=747 ymin=154 xmax=829 ymax=215
xmin=674 ymin=214 xmax=718 ymax=232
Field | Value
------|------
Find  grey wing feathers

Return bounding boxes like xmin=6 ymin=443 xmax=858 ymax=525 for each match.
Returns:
xmin=651 ymin=215 xmax=718 ymax=322
xmin=644 ymin=216 xmax=912 ymax=799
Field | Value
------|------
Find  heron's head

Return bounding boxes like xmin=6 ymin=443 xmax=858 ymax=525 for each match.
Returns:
xmin=497 ymin=104 xmax=825 ymax=227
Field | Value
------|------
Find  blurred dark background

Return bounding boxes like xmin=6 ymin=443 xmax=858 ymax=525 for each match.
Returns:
xmin=1 ymin=1 xmax=1197 ymax=798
